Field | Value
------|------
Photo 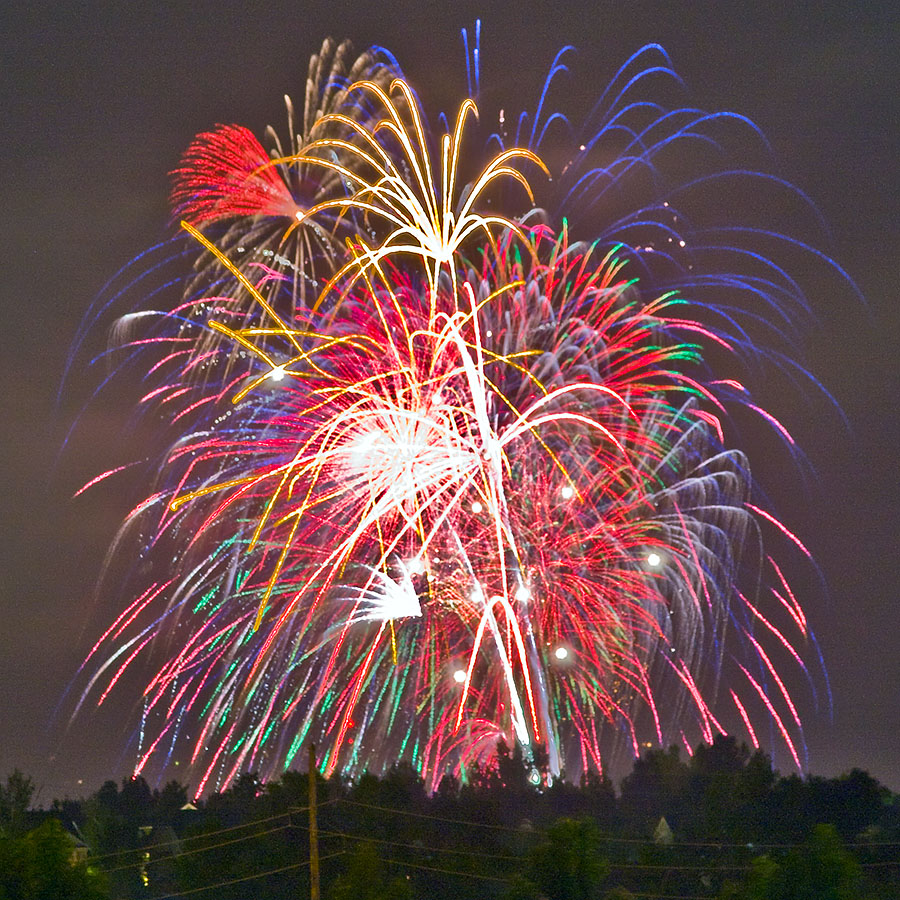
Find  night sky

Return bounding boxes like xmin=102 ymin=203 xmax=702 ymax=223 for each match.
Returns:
xmin=2 ymin=0 xmax=897 ymax=803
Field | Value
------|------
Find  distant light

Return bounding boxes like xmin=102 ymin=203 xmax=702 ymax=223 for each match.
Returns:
xmin=561 ymin=485 xmax=575 ymax=499
xmin=515 ymin=586 xmax=530 ymax=603
xmin=453 ymin=669 xmax=467 ymax=683
xmin=407 ymin=558 xmax=425 ymax=575
xmin=554 ymin=646 xmax=568 ymax=660
xmin=269 ymin=366 xmax=286 ymax=382
xmin=471 ymin=501 xmax=483 ymax=514
xmin=647 ymin=552 xmax=662 ymax=568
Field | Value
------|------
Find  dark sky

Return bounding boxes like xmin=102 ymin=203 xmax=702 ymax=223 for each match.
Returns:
xmin=2 ymin=0 xmax=897 ymax=802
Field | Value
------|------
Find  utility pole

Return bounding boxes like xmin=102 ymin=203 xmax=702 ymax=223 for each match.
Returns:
xmin=309 ymin=743 xmax=320 ymax=900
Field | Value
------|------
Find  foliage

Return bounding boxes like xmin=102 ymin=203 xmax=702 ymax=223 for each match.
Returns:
xmin=718 ymin=825 xmax=863 ymax=900
xmin=11 ymin=742 xmax=895 ymax=900
xmin=524 ymin=817 xmax=610 ymax=900
xmin=0 ymin=818 xmax=108 ymax=900
xmin=327 ymin=841 xmax=412 ymax=900
xmin=0 ymin=770 xmax=35 ymax=837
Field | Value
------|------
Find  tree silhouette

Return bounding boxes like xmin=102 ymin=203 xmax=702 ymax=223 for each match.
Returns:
xmin=0 ymin=818 xmax=108 ymax=900
xmin=327 ymin=841 xmax=412 ymax=900
xmin=0 ymin=768 xmax=35 ymax=836
xmin=525 ymin=817 xmax=609 ymax=900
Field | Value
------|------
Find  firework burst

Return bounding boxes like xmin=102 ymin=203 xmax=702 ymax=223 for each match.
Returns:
xmin=73 ymin=33 xmax=833 ymax=794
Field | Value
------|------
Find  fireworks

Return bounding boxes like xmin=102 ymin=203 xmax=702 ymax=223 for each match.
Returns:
xmin=74 ymin=33 xmax=832 ymax=794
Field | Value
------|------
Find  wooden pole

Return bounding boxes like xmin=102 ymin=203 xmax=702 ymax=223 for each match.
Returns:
xmin=309 ymin=743 xmax=320 ymax=900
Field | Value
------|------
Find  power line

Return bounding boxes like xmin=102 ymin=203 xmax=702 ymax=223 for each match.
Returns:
xmin=334 ymin=797 xmax=900 ymax=850
xmin=86 ymin=810 xmax=292 ymax=863
xmin=287 ymin=820 xmax=899 ymax=874
xmin=103 ymin=824 xmax=290 ymax=873
xmin=380 ymin=856 xmax=511 ymax=883
xmin=84 ymin=802 xmax=896 ymax=899
xmin=77 ymin=791 xmax=900 ymax=896
xmin=336 ymin=797 xmax=540 ymax=835
xmin=86 ymin=798 xmax=337 ymax=864
xmin=301 ymin=822 xmax=522 ymax=861
xmin=145 ymin=850 xmax=345 ymax=900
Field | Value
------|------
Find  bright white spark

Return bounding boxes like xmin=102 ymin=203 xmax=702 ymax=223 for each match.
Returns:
xmin=336 ymin=563 xmax=422 ymax=624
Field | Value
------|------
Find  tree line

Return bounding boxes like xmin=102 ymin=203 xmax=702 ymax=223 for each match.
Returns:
xmin=1 ymin=736 xmax=898 ymax=899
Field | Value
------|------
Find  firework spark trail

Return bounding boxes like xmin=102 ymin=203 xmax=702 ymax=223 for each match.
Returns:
xmin=71 ymin=33 xmax=836 ymax=794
